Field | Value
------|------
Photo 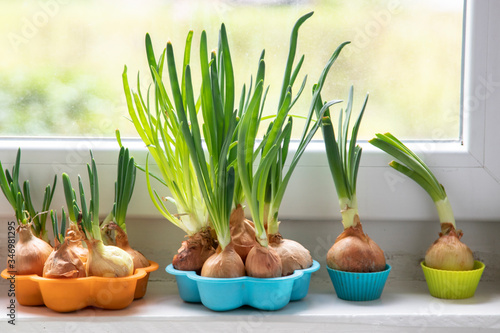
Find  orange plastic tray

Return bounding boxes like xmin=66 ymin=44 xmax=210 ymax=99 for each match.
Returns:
xmin=134 ymin=260 xmax=159 ymax=299
xmin=1 ymin=269 xmax=44 ymax=306
xmin=1 ymin=260 xmax=158 ymax=312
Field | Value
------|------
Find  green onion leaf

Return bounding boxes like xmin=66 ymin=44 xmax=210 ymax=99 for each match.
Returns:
xmin=369 ymin=132 xmax=455 ymax=226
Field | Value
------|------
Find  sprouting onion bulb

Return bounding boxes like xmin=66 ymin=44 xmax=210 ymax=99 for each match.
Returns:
xmin=318 ymin=87 xmax=386 ymax=273
xmin=62 ymin=152 xmax=134 ymax=278
xmin=0 ymin=149 xmax=56 ymax=275
xmin=162 ymin=24 xmax=244 ymax=278
xmin=236 ymin=12 xmax=347 ymax=277
xmin=43 ymin=209 xmax=86 ymax=278
xmin=236 ymin=51 xmax=282 ymax=277
xmin=255 ymin=12 xmax=348 ymax=276
xmin=369 ymin=133 xmax=474 ymax=271
xmin=122 ymin=32 xmax=214 ymax=272
xmin=100 ymin=146 xmax=150 ymax=271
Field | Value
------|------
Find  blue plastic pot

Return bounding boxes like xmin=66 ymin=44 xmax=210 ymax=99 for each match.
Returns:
xmin=165 ymin=266 xmax=201 ymax=303
xmin=166 ymin=260 xmax=320 ymax=311
xmin=327 ymin=264 xmax=391 ymax=301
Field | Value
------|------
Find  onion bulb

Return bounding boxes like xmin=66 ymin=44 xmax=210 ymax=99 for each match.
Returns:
xmin=425 ymin=223 xmax=474 ymax=271
xmin=229 ymin=205 xmax=256 ymax=262
xmin=173 ymin=229 xmax=216 ymax=273
xmin=107 ymin=222 xmax=149 ymax=270
xmin=85 ymin=239 xmax=134 ymax=277
xmin=13 ymin=223 xmax=53 ymax=276
xmin=327 ymin=220 xmax=386 ymax=272
xmin=269 ymin=233 xmax=312 ymax=276
xmin=201 ymin=243 xmax=245 ymax=278
xmin=245 ymin=242 xmax=282 ymax=278
xmin=320 ymin=88 xmax=386 ymax=272
xmin=43 ymin=235 xmax=86 ymax=278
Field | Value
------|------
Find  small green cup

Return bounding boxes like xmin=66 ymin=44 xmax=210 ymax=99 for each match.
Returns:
xmin=421 ymin=260 xmax=485 ymax=299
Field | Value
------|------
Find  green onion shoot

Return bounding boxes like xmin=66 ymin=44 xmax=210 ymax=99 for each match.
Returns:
xmin=0 ymin=148 xmax=57 ymax=243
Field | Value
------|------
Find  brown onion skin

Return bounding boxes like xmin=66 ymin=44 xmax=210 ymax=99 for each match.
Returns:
xmin=201 ymin=243 xmax=245 ymax=278
xmin=245 ymin=242 xmax=282 ymax=278
xmin=173 ymin=229 xmax=216 ymax=273
xmin=66 ymin=228 xmax=88 ymax=264
xmin=326 ymin=219 xmax=386 ymax=272
xmin=43 ymin=238 xmax=86 ymax=278
xmin=269 ymin=233 xmax=312 ymax=276
xmin=230 ymin=205 xmax=256 ymax=263
xmin=108 ymin=222 xmax=149 ymax=270
xmin=425 ymin=223 xmax=474 ymax=271
xmin=13 ymin=224 xmax=53 ymax=276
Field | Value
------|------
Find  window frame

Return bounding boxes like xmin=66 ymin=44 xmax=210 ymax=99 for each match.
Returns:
xmin=0 ymin=0 xmax=498 ymax=222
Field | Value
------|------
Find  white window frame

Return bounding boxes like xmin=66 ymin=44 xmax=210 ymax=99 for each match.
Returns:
xmin=0 ymin=0 xmax=498 ymax=222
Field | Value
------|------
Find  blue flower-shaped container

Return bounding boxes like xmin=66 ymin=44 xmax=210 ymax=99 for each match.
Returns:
xmin=327 ymin=264 xmax=391 ymax=301
xmin=166 ymin=260 xmax=320 ymax=311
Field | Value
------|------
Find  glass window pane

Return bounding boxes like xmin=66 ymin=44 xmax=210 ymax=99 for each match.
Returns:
xmin=0 ymin=0 xmax=463 ymax=140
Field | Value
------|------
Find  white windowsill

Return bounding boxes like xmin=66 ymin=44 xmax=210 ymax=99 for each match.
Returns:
xmin=1 ymin=281 xmax=499 ymax=332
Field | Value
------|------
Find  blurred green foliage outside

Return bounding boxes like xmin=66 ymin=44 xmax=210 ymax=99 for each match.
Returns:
xmin=0 ymin=0 xmax=462 ymax=140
